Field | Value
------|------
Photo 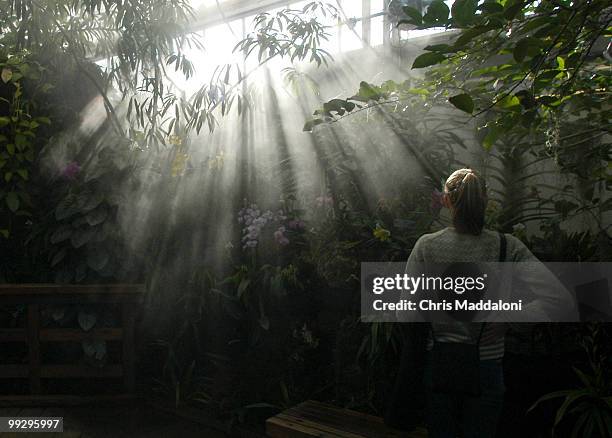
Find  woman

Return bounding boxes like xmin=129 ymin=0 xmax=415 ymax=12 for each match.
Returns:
xmin=403 ymin=168 xmax=574 ymax=438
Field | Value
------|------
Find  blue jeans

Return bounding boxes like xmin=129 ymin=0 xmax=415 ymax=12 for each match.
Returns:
xmin=424 ymin=355 xmax=505 ymax=438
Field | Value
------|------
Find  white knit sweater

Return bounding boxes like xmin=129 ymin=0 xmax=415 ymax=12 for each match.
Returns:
xmin=405 ymin=227 xmax=575 ymax=360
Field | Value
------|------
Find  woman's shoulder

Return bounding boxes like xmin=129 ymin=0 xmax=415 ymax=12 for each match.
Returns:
xmin=499 ymin=232 xmax=534 ymax=260
xmin=416 ymin=228 xmax=452 ymax=244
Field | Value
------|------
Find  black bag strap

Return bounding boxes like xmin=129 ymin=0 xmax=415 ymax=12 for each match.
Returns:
xmin=499 ymin=232 xmax=507 ymax=262
xmin=476 ymin=322 xmax=486 ymax=345
xmin=477 ymin=233 xmax=506 ymax=343
xmin=431 ymin=232 xmax=507 ymax=347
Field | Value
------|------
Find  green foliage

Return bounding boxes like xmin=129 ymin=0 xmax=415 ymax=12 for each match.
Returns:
xmin=235 ymin=2 xmax=336 ymax=66
xmin=0 ymin=0 xmax=336 ymax=283
xmin=1 ymin=0 xmax=334 ymax=149
xmin=308 ymin=0 xmax=611 ymax=247
xmin=314 ymin=1 xmax=611 ymax=154
xmin=448 ymin=93 xmax=474 ymax=113
xmin=40 ymin=145 xmax=138 ymax=283
xmin=184 ymin=1 xmax=337 ymax=134
xmin=403 ymin=0 xmax=611 ymax=151
xmin=1 ymin=0 xmax=200 ymax=144
xmin=529 ymin=324 xmax=612 ymax=437
xmin=304 ymin=79 xmax=433 ymax=131
xmin=0 ymin=52 xmax=52 ymax=237
xmin=412 ymin=51 xmax=447 ymax=68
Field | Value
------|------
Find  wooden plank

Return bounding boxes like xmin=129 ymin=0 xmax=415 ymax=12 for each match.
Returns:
xmin=267 ymin=401 xmax=426 ymax=438
xmin=304 ymin=400 xmax=386 ymax=424
xmin=40 ymin=328 xmax=123 ymax=342
xmin=41 ymin=364 xmax=123 ymax=378
xmin=267 ymin=416 xmax=337 ymax=438
xmin=297 ymin=400 xmax=413 ymax=436
xmin=147 ymin=399 xmax=264 ymax=438
xmin=0 ymin=328 xmax=26 ymax=342
xmin=0 ymin=284 xmax=144 ymax=305
xmin=0 ymin=284 xmax=142 ymax=398
xmin=0 ymin=394 xmax=136 ymax=407
xmin=0 ymin=364 xmax=28 ymax=378
xmin=27 ymin=303 xmax=41 ymax=394
xmin=276 ymin=413 xmax=365 ymax=437
xmin=122 ymin=305 xmax=136 ymax=393
xmin=0 ymin=284 xmax=145 ymax=295
xmin=285 ymin=404 xmax=400 ymax=436
xmin=0 ymin=408 xmax=21 ymax=416
xmin=0 ymin=295 xmax=141 ymax=305
xmin=16 ymin=407 xmax=46 ymax=416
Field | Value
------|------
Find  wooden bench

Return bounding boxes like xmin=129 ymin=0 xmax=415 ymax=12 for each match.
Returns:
xmin=0 ymin=284 xmax=144 ymax=403
xmin=266 ymin=400 xmax=427 ymax=437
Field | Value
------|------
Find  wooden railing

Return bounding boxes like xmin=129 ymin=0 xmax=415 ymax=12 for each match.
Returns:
xmin=0 ymin=284 xmax=144 ymax=401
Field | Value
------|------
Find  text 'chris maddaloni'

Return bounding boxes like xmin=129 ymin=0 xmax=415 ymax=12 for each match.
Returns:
xmin=369 ymin=273 xmax=523 ymax=312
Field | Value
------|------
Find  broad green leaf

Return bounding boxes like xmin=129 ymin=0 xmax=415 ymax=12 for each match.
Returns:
xmin=412 ymin=52 xmax=446 ymax=69
xmin=554 ymin=390 xmax=591 ymax=427
xmin=237 ymin=278 xmax=251 ymax=299
xmin=70 ymin=227 xmax=96 ymax=248
xmin=80 ymin=192 xmax=103 ymax=213
xmin=323 ymin=99 xmax=350 ymax=115
xmin=423 ymin=43 xmax=455 ymax=53
xmin=401 ymin=6 xmax=422 ymax=25
xmin=14 ymin=134 xmax=27 ymax=149
xmin=504 ymin=0 xmax=524 ymax=20
xmin=497 ymin=95 xmax=521 ymax=110
xmin=515 ymin=90 xmax=535 ymax=110
xmin=82 ymin=338 xmax=106 ymax=360
xmin=449 ymin=93 xmax=474 ymax=114
xmin=554 ymin=200 xmax=578 ymax=217
xmin=478 ymin=2 xmax=503 ymax=14
xmin=556 ymin=56 xmax=565 ymax=70
xmin=483 ymin=125 xmax=500 ymax=150
xmin=55 ymin=194 xmax=80 ymax=220
xmin=50 ymin=225 xmax=73 ymax=244
xmin=518 ymin=16 xmax=552 ymax=34
xmin=51 ymin=248 xmax=67 ymax=267
xmin=357 ymin=81 xmax=382 ymax=100
xmin=1 ymin=68 xmax=12 ymax=83
xmin=6 ymin=192 xmax=19 ymax=212
xmin=16 ymin=168 xmax=28 ymax=180
xmin=453 ymin=26 xmax=491 ymax=48
xmin=452 ymin=0 xmax=478 ymax=27
xmin=528 ymin=390 xmax=573 ymax=412
xmin=303 ymin=118 xmax=324 ymax=132
xmin=513 ymin=38 xmax=541 ymax=62
xmin=78 ymin=310 xmax=98 ymax=332
xmin=513 ymin=39 xmax=529 ymax=62
xmin=51 ymin=308 xmax=65 ymax=321
xmin=423 ymin=0 xmax=450 ymax=25
xmin=87 ymin=247 xmax=109 ymax=271
xmin=85 ymin=207 xmax=108 ymax=226
xmin=259 ymin=314 xmax=270 ymax=330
